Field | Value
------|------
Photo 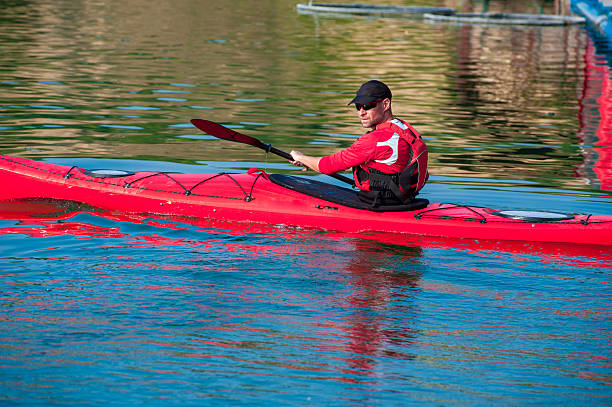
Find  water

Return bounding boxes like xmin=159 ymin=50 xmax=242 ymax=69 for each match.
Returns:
xmin=1 ymin=0 xmax=611 ymax=405
xmin=2 ymin=210 xmax=610 ymax=405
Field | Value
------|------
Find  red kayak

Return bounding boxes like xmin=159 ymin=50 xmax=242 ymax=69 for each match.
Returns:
xmin=0 ymin=154 xmax=611 ymax=246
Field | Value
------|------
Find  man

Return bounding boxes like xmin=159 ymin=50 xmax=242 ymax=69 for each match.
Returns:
xmin=290 ymin=80 xmax=428 ymax=206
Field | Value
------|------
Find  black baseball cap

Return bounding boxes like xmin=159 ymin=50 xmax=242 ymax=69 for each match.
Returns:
xmin=348 ymin=80 xmax=392 ymax=105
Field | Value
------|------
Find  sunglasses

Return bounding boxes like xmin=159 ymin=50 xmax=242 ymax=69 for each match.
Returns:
xmin=355 ymin=101 xmax=379 ymax=111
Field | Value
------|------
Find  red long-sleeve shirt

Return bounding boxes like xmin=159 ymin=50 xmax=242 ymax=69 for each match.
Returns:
xmin=318 ymin=121 xmax=413 ymax=175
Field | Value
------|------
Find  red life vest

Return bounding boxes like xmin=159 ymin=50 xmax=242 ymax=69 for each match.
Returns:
xmin=354 ymin=118 xmax=428 ymax=204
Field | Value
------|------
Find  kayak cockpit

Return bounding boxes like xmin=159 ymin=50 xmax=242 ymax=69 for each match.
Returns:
xmin=268 ymin=173 xmax=429 ymax=212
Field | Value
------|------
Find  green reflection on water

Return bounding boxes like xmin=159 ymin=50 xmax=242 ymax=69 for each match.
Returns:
xmin=0 ymin=0 xmax=607 ymax=193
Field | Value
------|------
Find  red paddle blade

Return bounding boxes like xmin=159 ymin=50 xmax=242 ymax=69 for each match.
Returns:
xmin=191 ymin=118 xmax=354 ymax=185
xmin=190 ymin=119 xmax=266 ymax=150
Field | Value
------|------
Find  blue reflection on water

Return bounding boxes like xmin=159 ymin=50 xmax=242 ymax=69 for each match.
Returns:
xmin=0 ymin=202 xmax=610 ymax=405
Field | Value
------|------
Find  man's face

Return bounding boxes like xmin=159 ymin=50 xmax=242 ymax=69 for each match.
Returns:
xmin=356 ymin=98 xmax=390 ymax=129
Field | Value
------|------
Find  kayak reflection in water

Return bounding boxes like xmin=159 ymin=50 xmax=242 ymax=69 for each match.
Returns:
xmin=290 ymin=80 xmax=429 ymax=207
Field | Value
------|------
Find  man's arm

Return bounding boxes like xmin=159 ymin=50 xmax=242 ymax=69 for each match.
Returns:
xmin=290 ymin=132 xmax=378 ymax=174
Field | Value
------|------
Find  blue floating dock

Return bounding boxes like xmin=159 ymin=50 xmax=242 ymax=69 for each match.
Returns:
xmin=572 ymin=0 xmax=612 ymax=40
xmin=424 ymin=12 xmax=584 ymax=25
xmin=296 ymin=2 xmax=455 ymax=16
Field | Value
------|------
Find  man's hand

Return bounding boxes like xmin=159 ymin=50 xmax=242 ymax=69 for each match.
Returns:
xmin=290 ymin=150 xmax=320 ymax=172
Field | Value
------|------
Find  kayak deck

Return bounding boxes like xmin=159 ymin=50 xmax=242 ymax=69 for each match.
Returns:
xmin=0 ymin=154 xmax=611 ymax=246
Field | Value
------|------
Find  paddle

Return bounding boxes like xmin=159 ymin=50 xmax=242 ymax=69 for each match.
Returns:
xmin=190 ymin=119 xmax=354 ymax=185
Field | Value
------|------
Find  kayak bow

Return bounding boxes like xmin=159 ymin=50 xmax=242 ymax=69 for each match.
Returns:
xmin=0 ymin=154 xmax=610 ymax=246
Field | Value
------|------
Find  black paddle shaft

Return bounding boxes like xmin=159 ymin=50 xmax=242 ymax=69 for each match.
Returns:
xmin=190 ymin=119 xmax=354 ymax=186
xmin=264 ymin=145 xmax=292 ymax=161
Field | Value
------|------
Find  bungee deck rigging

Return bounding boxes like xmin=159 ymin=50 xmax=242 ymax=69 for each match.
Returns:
xmin=0 ymin=155 xmax=263 ymax=202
